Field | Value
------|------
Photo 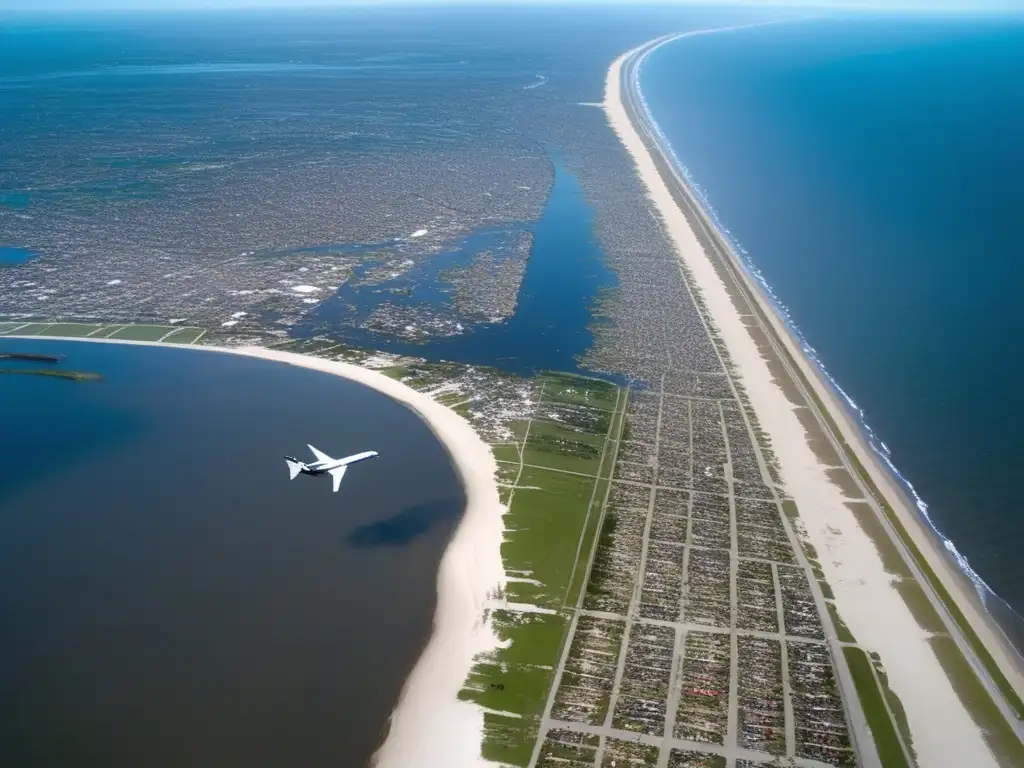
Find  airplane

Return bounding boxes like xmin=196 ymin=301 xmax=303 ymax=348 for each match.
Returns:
xmin=284 ymin=444 xmax=379 ymax=493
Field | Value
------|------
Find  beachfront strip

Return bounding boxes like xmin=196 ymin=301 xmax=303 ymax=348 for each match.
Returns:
xmin=611 ymin=30 xmax=1024 ymax=768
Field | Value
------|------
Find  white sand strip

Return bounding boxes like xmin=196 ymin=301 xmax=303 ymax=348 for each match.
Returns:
xmin=3 ymin=336 xmax=505 ymax=767
xmin=606 ymin=33 xmax=1005 ymax=765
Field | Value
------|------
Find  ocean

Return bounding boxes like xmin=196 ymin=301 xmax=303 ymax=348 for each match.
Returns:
xmin=0 ymin=339 xmax=464 ymax=766
xmin=640 ymin=14 xmax=1024 ymax=646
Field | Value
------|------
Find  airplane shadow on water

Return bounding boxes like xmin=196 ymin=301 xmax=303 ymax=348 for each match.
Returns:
xmin=346 ymin=499 xmax=463 ymax=549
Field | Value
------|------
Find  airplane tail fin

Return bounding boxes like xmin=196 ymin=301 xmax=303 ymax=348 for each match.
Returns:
xmin=284 ymin=457 xmax=303 ymax=480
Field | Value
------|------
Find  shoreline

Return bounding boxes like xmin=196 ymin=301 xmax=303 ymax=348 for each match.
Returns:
xmin=631 ymin=46 xmax=1024 ymax=660
xmin=2 ymin=335 xmax=506 ymax=768
xmin=608 ymin=30 xmax=1022 ymax=765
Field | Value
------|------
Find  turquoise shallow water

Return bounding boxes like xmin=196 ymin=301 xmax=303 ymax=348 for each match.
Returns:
xmin=641 ymin=15 xmax=1024 ymax=646
xmin=0 ymin=246 xmax=35 ymax=264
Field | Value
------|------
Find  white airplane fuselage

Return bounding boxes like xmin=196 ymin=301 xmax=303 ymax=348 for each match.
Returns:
xmin=284 ymin=446 xmax=378 ymax=492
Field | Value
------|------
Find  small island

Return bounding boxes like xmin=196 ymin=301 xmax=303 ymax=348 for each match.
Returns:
xmin=0 ymin=352 xmax=61 ymax=363
xmin=0 ymin=368 xmax=102 ymax=382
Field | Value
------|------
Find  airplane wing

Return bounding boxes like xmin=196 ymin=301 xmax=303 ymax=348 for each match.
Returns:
xmin=308 ymin=444 xmax=335 ymax=464
xmin=329 ymin=465 xmax=348 ymax=493
xmin=340 ymin=450 xmax=379 ymax=465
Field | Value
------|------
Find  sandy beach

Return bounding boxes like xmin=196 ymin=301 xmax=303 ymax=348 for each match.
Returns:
xmin=3 ymin=336 xmax=506 ymax=768
xmin=606 ymin=30 xmax=1022 ymax=766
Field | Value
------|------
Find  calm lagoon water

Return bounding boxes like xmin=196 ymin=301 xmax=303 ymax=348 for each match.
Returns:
xmin=307 ymin=156 xmax=618 ymax=378
xmin=0 ymin=338 xmax=463 ymax=767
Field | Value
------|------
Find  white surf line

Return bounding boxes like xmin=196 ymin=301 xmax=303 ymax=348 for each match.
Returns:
xmin=3 ymin=334 xmax=506 ymax=768
xmin=632 ymin=24 xmax=1024 ymax=734
xmin=607 ymin=31 xmax=1002 ymax=767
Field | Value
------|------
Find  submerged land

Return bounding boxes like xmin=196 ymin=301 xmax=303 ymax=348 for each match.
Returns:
xmin=0 ymin=367 xmax=102 ymax=381
xmin=3 ymin=11 xmax=1023 ymax=768
xmin=0 ymin=349 xmax=101 ymax=380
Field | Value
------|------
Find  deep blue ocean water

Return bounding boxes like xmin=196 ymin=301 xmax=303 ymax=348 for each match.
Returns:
xmin=642 ymin=15 xmax=1024 ymax=643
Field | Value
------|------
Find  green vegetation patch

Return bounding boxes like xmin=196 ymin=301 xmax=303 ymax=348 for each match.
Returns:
xmin=891 ymin=578 xmax=947 ymax=634
xmin=492 ymin=444 xmax=522 ymax=464
xmin=928 ymin=635 xmax=1024 ymax=766
xmin=539 ymin=371 xmax=618 ymax=411
xmin=826 ymin=601 xmax=856 ymax=644
xmin=842 ymin=646 xmax=910 ymax=768
xmin=501 ymin=466 xmax=596 ymax=608
xmin=162 ymin=327 xmax=204 ymax=344
xmin=535 ymin=401 xmax=612 ymax=434
xmin=2 ymin=323 xmax=51 ymax=336
xmin=460 ymin=610 xmax=568 ymax=766
xmin=565 ymin=477 xmax=610 ymax=608
xmin=522 ymin=424 xmax=605 ymax=475
xmin=584 ymin=507 xmax=621 ymax=603
xmin=818 ymin=579 xmax=835 ymax=600
xmin=452 ymin=368 xmax=625 ymax=765
xmin=844 ymin=501 xmax=914 ymax=578
xmin=870 ymin=657 xmax=916 ymax=762
xmin=33 ymin=323 xmax=103 ymax=337
xmin=106 ymin=324 xmax=184 ymax=341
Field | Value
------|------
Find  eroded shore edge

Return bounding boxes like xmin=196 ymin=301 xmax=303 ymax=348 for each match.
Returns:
xmin=608 ymin=30 xmax=1024 ymax=766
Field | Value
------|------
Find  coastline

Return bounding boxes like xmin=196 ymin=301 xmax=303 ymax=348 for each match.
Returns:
xmin=2 ymin=335 xmax=506 ymax=768
xmin=607 ymin=30 xmax=1023 ymax=766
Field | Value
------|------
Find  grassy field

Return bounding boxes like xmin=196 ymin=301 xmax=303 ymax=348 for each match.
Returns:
xmin=843 ymin=646 xmax=912 ymax=768
xmin=456 ymin=372 xmax=626 ymax=765
xmin=0 ymin=321 xmax=205 ymax=344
